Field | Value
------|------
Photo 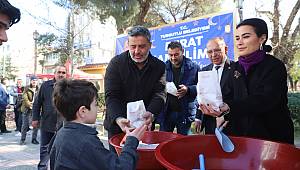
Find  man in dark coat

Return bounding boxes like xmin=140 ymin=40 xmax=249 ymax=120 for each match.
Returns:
xmin=104 ymin=26 xmax=166 ymax=152
xmin=159 ymin=41 xmax=199 ymax=135
xmin=195 ymin=37 xmax=232 ymax=134
xmin=32 ymin=65 xmax=67 ymax=170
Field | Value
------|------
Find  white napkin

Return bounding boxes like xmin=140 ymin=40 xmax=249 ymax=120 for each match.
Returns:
xmin=166 ymin=82 xmax=177 ymax=96
xmin=137 ymin=142 xmax=159 ymax=149
xmin=197 ymin=71 xmax=223 ymax=111
xmin=127 ymin=100 xmax=146 ymax=128
xmin=120 ymin=141 xmax=159 ymax=149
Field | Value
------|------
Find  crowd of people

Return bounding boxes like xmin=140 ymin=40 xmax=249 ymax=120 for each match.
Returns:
xmin=0 ymin=0 xmax=296 ymax=170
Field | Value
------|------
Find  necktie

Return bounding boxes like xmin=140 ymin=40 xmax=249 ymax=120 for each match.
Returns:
xmin=215 ymin=65 xmax=221 ymax=72
xmin=215 ymin=65 xmax=221 ymax=82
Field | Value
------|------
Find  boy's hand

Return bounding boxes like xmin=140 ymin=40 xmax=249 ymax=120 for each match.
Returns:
xmin=194 ymin=119 xmax=202 ymax=133
xmin=116 ymin=117 xmax=134 ymax=132
xmin=126 ymin=125 xmax=147 ymax=141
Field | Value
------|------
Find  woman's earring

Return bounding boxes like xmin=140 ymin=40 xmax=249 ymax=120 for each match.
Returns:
xmin=260 ymin=44 xmax=263 ymax=50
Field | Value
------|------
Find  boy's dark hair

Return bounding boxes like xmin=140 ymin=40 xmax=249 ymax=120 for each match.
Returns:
xmin=167 ymin=41 xmax=183 ymax=51
xmin=0 ymin=0 xmax=20 ymax=27
xmin=53 ymin=79 xmax=98 ymax=121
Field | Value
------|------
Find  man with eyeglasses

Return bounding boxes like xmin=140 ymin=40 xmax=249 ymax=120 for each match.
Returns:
xmin=195 ymin=37 xmax=232 ymax=134
xmin=32 ymin=65 xmax=67 ymax=170
xmin=159 ymin=41 xmax=200 ymax=135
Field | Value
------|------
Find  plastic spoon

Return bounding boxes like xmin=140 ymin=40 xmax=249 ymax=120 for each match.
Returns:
xmin=215 ymin=123 xmax=234 ymax=153
xmin=199 ymin=154 xmax=205 ymax=170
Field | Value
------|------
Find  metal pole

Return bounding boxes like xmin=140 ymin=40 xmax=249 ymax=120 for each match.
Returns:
xmin=34 ymin=38 xmax=37 ymax=75
xmin=33 ymin=30 xmax=39 ymax=75
xmin=237 ymin=0 xmax=244 ymax=22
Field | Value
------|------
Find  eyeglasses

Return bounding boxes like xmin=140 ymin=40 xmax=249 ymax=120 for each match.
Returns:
xmin=207 ymin=48 xmax=222 ymax=55
xmin=57 ymin=71 xmax=66 ymax=74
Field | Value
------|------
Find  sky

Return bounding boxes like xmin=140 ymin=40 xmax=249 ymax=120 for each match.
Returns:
xmin=8 ymin=0 xmax=68 ymax=47
xmin=4 ymin=0 xmax=68 ymax=80
xmin=3 ymin=0 xmax=300 ymax=80
xmin=222 ymin=0 xmax=300 ymax=29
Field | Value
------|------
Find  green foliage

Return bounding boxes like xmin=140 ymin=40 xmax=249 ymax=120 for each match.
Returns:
xmin=0 ymin=55 xmax=18 ymax=80
xmin=36 ymin=32 xmax=72 ymax=66
xmin=69 ymin=0 xmax=222 ymax=33
xmin=288 ymin=92 xmax=300 ymax=127
xmin=86 ymin=0 xmax=139 ymax=33
xmin=147 ymin=0 xmax=222 ymax=25
xmin=37 ymin=33 xmax=59 ymax=57
xmin=97 ymin=92 xmax=106 ymax=113
xmin=55 ymin=0 xmax=139 ymax=33
xmin=57 ymin=53 xmax=68 ymax=65
xmin=37 ymin=33 xmax=58 ymax=47
xmin=290 ymin=50 xmax=300 ymax=82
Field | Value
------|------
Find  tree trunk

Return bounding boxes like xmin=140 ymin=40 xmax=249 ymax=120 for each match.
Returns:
xmin=271 ymin=0 xmax=280 ymax=57
xmin=136 ymin=0 xmax=152 ymax=25
xmin=288 ymin=75 xmax=294 ymax=91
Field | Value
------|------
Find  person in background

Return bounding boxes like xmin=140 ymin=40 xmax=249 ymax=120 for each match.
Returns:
xmin=159 ymin=41 xmax=199 ymax=135
xmin=0 ymin=77 xmax=11 ymax=134
xmin=32 ymin=65 xmax=67 ymax=170
xmin=20 ymin=76 xmax=39 ymax=145
xmin=104 ymin=26 xmax=166 ymax=152
xmin=195 ymin=37 xmax=232 ymax=134
xmin=49 ymin=79 xmax=147 ymax=170
xmin=199 ymin=18 xmax=294 ymax=144
xmin=0 ymin=0 xmax=21 ymax=135
xmin=10 ymin=79 xmax=24 ymax=134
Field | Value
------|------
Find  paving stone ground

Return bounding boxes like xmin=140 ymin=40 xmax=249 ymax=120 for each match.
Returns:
xmin=0 ymin=119 xmax=108 ymax=170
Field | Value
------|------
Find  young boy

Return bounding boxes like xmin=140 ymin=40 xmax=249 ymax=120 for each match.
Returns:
xmin=49 ymin=79 xmax=147 ymax=170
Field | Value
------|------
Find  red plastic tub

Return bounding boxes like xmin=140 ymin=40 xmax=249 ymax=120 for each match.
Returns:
xmin=109 ymin=131 xmax=183 ymax=170
xmin=155 ymin=135 xmax=300 ymax=170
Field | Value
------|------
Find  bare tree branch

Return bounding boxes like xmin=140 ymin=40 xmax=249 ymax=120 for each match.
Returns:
xmin=182 ymin=0 xmax=192 ymax=20
xmin=23 ymin=8 xmax=67 ymax=35
xmin=290 ymin=20 xmax=300 ymax=45
xmin=281 ymin=0 xmax=300 ymax=42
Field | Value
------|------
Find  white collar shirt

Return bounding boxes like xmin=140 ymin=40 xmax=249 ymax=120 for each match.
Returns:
xmin=212 ymin=60 xmax=226 ymax=83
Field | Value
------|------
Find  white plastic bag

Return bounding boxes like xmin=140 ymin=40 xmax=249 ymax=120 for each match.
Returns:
xmin=127 ymin=100 xmax=146 ymax=128
xmin=197 ymin=71 xmax=223 ymax=111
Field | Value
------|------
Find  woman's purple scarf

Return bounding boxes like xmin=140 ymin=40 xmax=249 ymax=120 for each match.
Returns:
xmin=238 ymin=50 xmax=265 ymax=75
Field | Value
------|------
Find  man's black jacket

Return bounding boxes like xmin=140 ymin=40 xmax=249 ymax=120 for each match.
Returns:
xmin=104 ymin=51 xmax=166 ymax=136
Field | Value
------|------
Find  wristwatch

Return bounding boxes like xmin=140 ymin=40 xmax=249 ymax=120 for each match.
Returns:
xmin=218 ymin=107 xmax=230 ymax=117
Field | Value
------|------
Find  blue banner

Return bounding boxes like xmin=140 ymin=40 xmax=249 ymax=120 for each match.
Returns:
xmin=116 ymin=12 xmax=235 ymax=68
